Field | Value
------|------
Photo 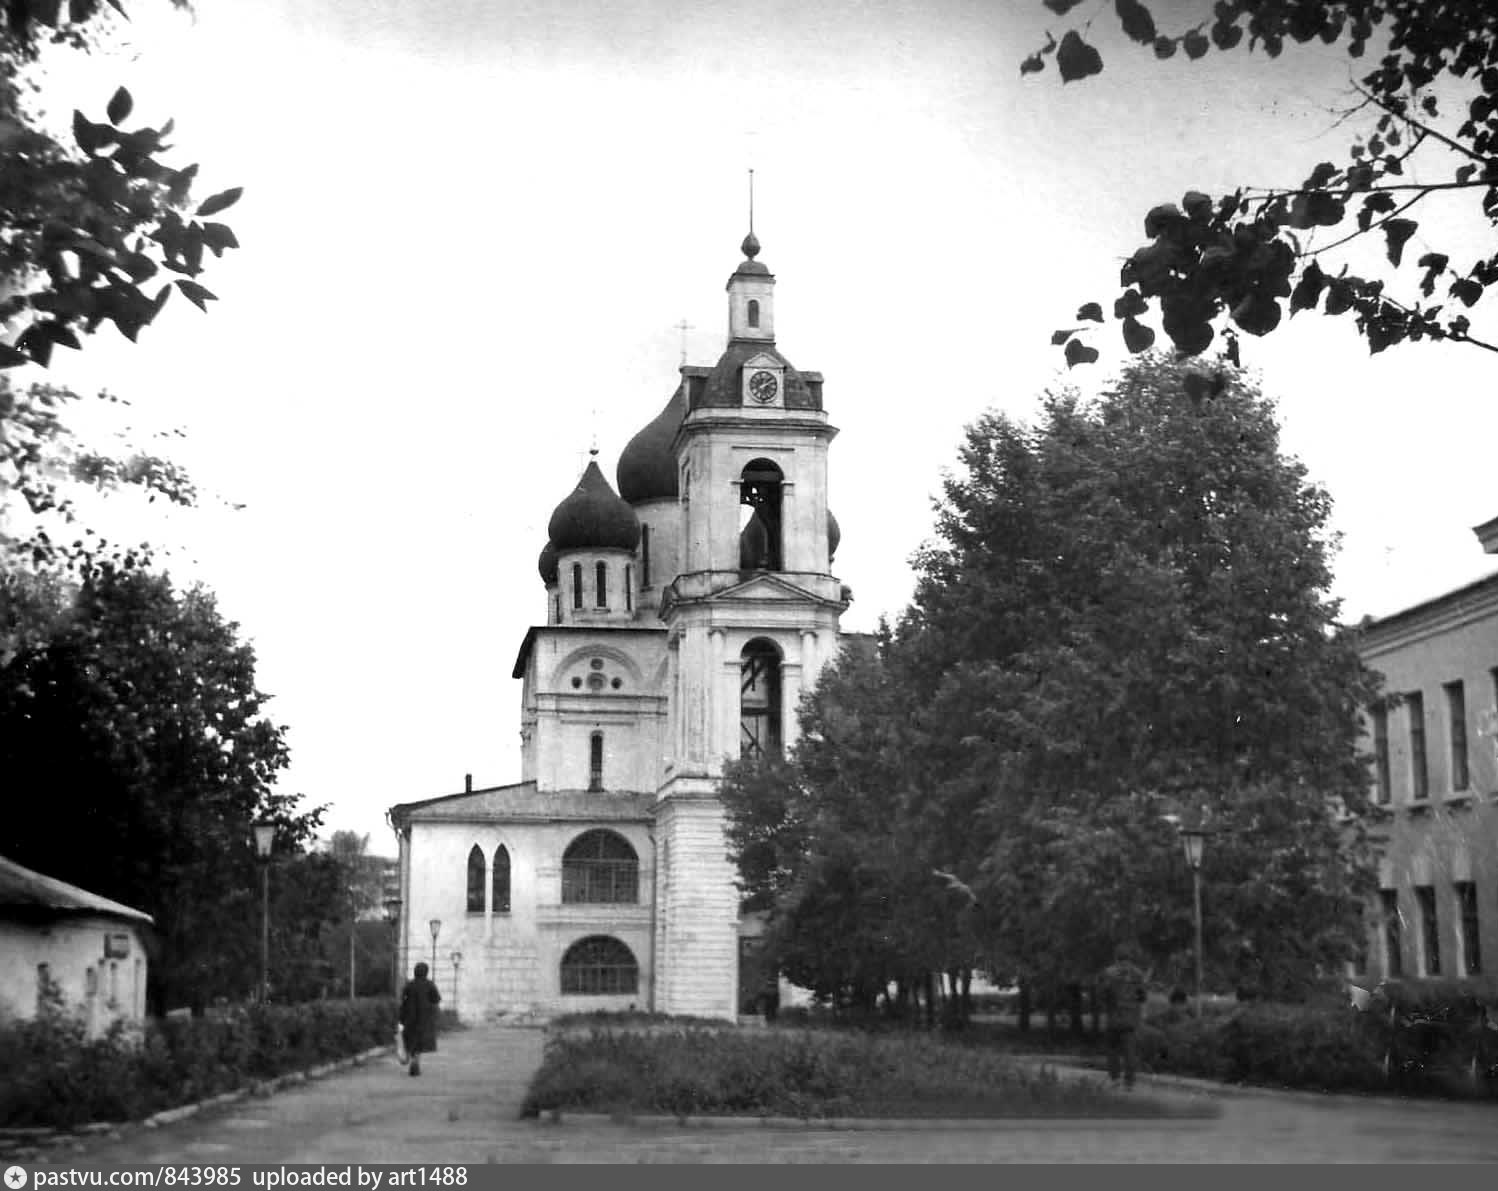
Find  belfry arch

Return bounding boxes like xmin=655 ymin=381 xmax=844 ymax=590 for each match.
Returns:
xmin=739 ymin=637 xmax=783 ymax=760
xmin=738 ymin=458 xmax=783 ymax=572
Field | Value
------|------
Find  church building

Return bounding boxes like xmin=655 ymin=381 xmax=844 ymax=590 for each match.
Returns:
xmin=388 ymin=230 xmax=849 ymax=1020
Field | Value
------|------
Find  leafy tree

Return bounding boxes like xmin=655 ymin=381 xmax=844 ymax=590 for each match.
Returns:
xmin=1026 ymin=1 xmax=1498 ymax=364
xmin=2 ymin=1 xmax=242 ymax=368
xmin=0 ymin=567 xmax=321 ymax=1012
xmin=899 ymin=354 xmax=1379 ymax=998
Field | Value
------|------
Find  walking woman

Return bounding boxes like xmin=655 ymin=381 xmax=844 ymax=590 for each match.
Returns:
xmin=398 ymin=962 xmax=442 ymax=1076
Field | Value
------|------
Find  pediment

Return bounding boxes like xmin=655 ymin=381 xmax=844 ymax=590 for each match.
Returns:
xmin=715 ymin=572 xmax=819 ymax=603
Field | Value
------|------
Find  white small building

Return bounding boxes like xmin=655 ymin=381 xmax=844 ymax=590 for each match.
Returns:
xmin=0 ymin=854 xmax=153 ymax=1037
xmin=389 ymin=229 xmax=849 ymax=1021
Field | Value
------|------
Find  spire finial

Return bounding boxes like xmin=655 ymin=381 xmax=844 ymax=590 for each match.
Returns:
xmin=741 ymin=169 xmax=761 ymax=260
xmin=674 ymin=317 xmax=694 ymax=366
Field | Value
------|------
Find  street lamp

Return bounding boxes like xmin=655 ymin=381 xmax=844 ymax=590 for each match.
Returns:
xmin=384 ymin=897 xmax=402 ymax=996
xmin=429 ymin=918 xmax=441 ymax=973
xmin=252 ymin=821 xmax=276 ymax=1003
xmin=1180 ymin=824 xmax=1211 ymax=1018
xmin=450 ymin=950 xmax=463 ymax=1020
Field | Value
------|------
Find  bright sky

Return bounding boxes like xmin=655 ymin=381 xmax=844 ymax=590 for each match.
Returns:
xmin=21 ymin=0 xmax=1498 ymax=854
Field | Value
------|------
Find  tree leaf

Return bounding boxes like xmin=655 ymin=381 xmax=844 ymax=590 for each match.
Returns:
xmin=1122 ymin=316 xmax=1155 ymax=352
xmin=1056 ymin=31 xmax=1104 ymax=82
xmin=1021 ymin=53 xmax=1046 ymax=75
xmin=1153 ymin=35 xmax=1177 ymax=59
xmin=1042 ymin=0 xmax=1086 ymax=12
xmin=175 ymin=280 xmax=218 ymax=311
xmin=106 ymin=87 xmax=133 ymax=127
xmin=1382 ymin=218 xmax=1417 ymax=267
xmin=1289 ymin=261 xmax=1326 ymax=315
xmin=1114 ymin=289 xmax=1148 ymax=318
xmin=1076 ymin=302 xmax=1104 ymax=322
xmin=195 ymin=187 xmax=244 ymax=218
xmin=1052 ymin=328 xmax=1078 ymax=345
xmin=1115 ymin=0 xmax=1156 ymax=45
xmin=1064 ymin=338 xmax=1100 ymax=367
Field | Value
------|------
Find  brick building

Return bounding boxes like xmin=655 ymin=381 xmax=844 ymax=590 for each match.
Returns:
xmin=388 ymin=230 xmax=848 ymax=1020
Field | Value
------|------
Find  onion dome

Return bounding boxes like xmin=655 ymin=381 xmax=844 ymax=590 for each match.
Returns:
xmin=827 ymin=509 xmax=841 ymax=562
xmin=538 ymin=541 xmax=559 ymax=585
xmin=547 ymin=455 xmax=641 ymax=551
xmin=733 ymin=231 xmax=770 ymax=277
xmin=617 ymin=385 xmax=686 ymax=504
xmin=740 ymin=509 xmax=771 ymax=571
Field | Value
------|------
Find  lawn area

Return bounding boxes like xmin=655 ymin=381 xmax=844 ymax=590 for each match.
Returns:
xmin=520 ymin=1025 xmax=1217 ymax=1121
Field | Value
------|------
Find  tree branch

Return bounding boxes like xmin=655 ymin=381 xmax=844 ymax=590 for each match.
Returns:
xmin=1349 ymin=80 xmax=1486 ymax=166
xmin=1305 ymin=189 xmax=1427 ymax=258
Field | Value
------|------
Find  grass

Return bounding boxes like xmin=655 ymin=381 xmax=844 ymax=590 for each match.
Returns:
xmin=520 ymin=1026 xmax=1218 ymax=1121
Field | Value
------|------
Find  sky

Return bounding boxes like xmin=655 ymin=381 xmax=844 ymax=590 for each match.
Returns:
xmin=16 ymin=0 xmax=1498 ymax=855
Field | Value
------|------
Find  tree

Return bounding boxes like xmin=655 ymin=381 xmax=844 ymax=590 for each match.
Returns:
xmin=2 ymin=1 xmax=242 ymax=369
xmin=898 ymin=354 xmax=1379 ymax=998
xmin=0 ymin=566 xmax=321 ymax=1012
xmin=1025 ymin=1 xmax=1498 ymax=364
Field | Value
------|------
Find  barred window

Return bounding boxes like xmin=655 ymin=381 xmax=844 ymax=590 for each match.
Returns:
xmin=562 ymin=830 xmax=638 ymax=904
xmin=492 ymin=844 xmax=511 ymax=914
xmin=466 ymin=844 xmax=485 ymax=913
xmin=560 ymin=935 xmax=638 ymax=995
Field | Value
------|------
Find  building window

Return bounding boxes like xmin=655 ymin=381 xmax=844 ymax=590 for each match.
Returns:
xmin=739 ymin=459 xmax=783 ymax=572
xmin=589 ymin=731 xmax=604 ymax=792
xmin=562 ymin=830 xmax=638 ymax=904
xmin=572 ymin=563 xmax=583 ymax=610
xmin=640 ymin=525 xmax=651 ymax=588
xmin=492 ymin=845 xmax=511 ymax=914
xmin=740 ymin=638 xmax=783 ymax=760
xmin=1457 ymin=881 xmax=1481 ymax=976
xmin=1444 ymin=680 xmax=1468 ymax=792
xmin=1372 ymin=705 xmax=1390 ymax=805
xmin=747 ymin=299 xmax=760 ymax=328
xmin=553 ymin=594 xmax=561 ymax=623
xmin=1381 ymin=889 xmax=1403 ymax=979
xmin=1408 ymin=692 xmax=1427 ymax=801
xmin=1415 ymin=884 xmax=1440 ymax=976
xmin=596 ymin=561 xmax=608 ymax=608
xmin=625 ymin=565 xmax=633 ymax=612
xmin=560 ymin=935 xmax=639 ymax=995
xmin=466 ymin=844 xmax=485 ymax=913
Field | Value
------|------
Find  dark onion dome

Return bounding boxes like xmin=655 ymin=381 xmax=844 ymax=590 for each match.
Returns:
xmin=617 ymin=384 xmax=686 ymax=504
xmin=538 ymin=540 xmax=559 ymax=585
xmin=547 ymin=457 xmax=641 ymax=552
xmin=827 ymin=509 xmax=841 ymax=562
xmin=732 ymin=231 xmax=771 ymax=277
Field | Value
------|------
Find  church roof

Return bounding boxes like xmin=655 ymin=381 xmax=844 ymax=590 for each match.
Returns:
xmin=389 ymin=782 xmax=653 ymax=827
xmin=0 ymin=854 xmax=153 ymax=925
xmin=617 ymin=383 xmax=687 ymax=504
xmin=690 ymin=340 xmax=822 ymax=411
xmin=547 ymin=458 xmax=641 ymax=552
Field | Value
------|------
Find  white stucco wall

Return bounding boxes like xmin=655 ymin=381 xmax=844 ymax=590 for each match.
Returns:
xmin=0 ymin=916 xmax=148 ymax=1038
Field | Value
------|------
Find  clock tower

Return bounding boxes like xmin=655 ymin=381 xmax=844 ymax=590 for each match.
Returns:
xmin=652 ymin=231 xmax=848 ymax=1018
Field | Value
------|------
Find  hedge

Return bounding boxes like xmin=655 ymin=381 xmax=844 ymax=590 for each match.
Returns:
xmin=0 ymin=996 xmax=397 ymax=1129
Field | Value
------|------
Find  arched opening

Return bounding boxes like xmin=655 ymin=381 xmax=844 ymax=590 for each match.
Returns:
xmin=492 ymin=845 xmax=511 ymax=914
xmin=739 ymin=459 xmax=783 ymax=572
xmin=571 ymin=563 xmax=583 ymax=610
xmin=560 ymin=935 xmax=639 ymax=995
xmin=466 ymin=844 xmax=485 ymax=913
xmin=595 ymin=561 xmax=608 ymax=608
xmin=747 ymin=299 xmax=760 ymax=328
xmin=740 ymin=638 xmax=783 ymax=760
xmin=562 ymin=829 xmax=638 ymax=904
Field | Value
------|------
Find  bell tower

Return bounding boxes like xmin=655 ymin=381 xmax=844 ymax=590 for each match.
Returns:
xmin=653 ymin=230 xmax=848 ymax=1018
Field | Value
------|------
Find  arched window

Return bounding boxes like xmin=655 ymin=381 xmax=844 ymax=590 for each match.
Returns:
xmin=596 ymin=561 xmax=608 ymax=608
xmin=625 ymin=565 xmax=633 ymax=612
xmin=741 ymin=638 xmax=783 ymax=760
xmin=747 ymin=299 xmax=760 ymax=328
xmin=571 ymin=563 xmax=583 ymax=610
xmin=739 ymin=459 xmax=783 ymax=572
xmin=560 ymin=935 xmax=639 ymax=995
xmin=553 ymin=594 xmax=561 ymax=623
xmin=562 ymin=830 xmax=638 ymax=904
xmin=492 ymin=845 xmax=511 ymax=914
xmin=640 ymin=525 xmax=651 ymax=588
xmin=466 ymin=844 xmax=485 ymax=913
xmin=589 ymin=731 xmax=604 ymax=792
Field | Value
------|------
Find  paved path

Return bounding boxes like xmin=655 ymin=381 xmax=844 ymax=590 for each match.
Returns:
xmin=26 ymin=1026 xmax=1498 ymax=1164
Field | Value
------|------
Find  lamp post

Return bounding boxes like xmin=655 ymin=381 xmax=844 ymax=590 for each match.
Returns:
xmin=252 ymin=821 xmax=276 ymax=1003
xmin=1180 ymin=825 xmax=1210 ymax=1018
xmin=450 ymin=950 xmax=463 ymax=1020
xmin=384 ymin=897 xmax=402 ymax=996
xmin=429 ymin=918 xmax=441 ymax=974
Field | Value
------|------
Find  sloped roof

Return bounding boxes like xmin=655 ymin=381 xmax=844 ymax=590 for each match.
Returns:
xmin=0 ymin=854 xmax=153 ymax=925
xmin=389 ymin=781 xmax=654 ymax=828
xmin=689 ymin=341 xmax=823 ymax=411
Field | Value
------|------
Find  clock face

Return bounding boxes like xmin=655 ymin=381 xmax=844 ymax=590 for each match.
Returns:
xmin=748 ymin=369 xmax=779 ymax=404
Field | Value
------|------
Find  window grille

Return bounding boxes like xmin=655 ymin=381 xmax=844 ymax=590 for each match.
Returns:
xmin=492 ymin=845 xmax=511 ymax=914
xmin=562 ymin=830 xmax=638 ymax=904
xmin=560 ymin=935 xmax=638 ymax=995
xmin=466 ymin=844 xmax=485 ymax=913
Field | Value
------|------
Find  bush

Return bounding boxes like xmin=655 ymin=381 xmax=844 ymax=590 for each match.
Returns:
xmin=0 ymin=996 xmax=397 ymax=1129
xmin=520 ymin=1026 xmax=1215 ymax=1120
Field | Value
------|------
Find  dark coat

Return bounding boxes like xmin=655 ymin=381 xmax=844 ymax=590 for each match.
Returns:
xmin=399 ymin=975 xmax=441 ymax=1054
